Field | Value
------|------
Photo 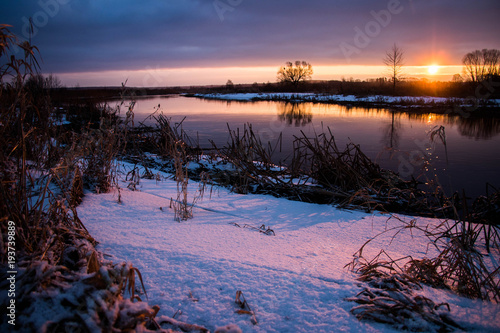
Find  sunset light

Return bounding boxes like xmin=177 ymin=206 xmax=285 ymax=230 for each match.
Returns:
xmin=1 ymin=1 xmax=500 ymax=332
xmin=427 ymin=65 xmax=440 ymax=75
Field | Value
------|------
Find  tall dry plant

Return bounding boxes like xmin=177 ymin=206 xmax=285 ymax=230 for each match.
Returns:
xmin=291 ymin=128 xmax=434 ymax=214
xmin=169 ymin=139 xmax=208 ymax=222
xmin=133 ymin=111 xmax=207 ymax=221
xmin=0 ymin=24 xmax=164 ymax=331
xmin=171 ymin=140 xmax=193 ymax=221
xmin=0 ymin=22 xmax=134 ymax=259
xmin=346 ymin=213 xmax=500 ymax=307
xmin=210 ymin=123 xmax=290 ymax=194
xmin=0 ymin=23 xmax=70 ymax=256
xmin=409 ymin=214 xmax=500 ymax=302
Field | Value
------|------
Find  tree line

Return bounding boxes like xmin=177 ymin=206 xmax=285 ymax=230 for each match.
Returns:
xmin=276 ymin=47 xmax=500 ymax=90
xmin=462 ymin=49 xmax=500 ymax=83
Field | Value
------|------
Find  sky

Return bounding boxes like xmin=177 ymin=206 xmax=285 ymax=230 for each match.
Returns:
xmin=1 ymin=0 xmax=499 ymax=87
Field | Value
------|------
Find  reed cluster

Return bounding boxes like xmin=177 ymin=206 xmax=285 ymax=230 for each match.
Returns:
xmin=346 ymin=251 xmax=462 ymax=332
xmin=345 ymin=211 xmax=499 ymax=330
xmin=0 ymin=25 xmax=165 ymax=331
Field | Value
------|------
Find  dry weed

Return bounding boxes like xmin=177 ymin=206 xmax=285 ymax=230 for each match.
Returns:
xmin=235 ymin=290 xmax=258 ymax=325
xmin=346 ymin=211 xmax=500 ymax=331
xmin=346 ymin=251 xmax=461 ymax=332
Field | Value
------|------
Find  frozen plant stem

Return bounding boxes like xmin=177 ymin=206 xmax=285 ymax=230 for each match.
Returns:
xmin=172 ymin=140 xmax=192 ymax=221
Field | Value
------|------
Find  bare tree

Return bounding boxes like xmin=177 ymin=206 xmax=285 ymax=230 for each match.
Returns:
xmin=277 ymin=61 xmax=313 ymax=86
xmin=484 ymin=49 xmax=500 ymax=76
xmin=462 ymin=49 xmax=500 ymax=82
xmin=463 ymin=50 xmax=483 ymax=83
xmin=452 ymin=74 xmax=463 ymax=83
xmin=45 ymin=74 xmax=62 ymax=89
xmin=383 ymin=44 xmax=405 ymax=91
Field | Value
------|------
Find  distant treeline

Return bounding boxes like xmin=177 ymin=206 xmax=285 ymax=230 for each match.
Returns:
xmin=46 ymin=77 xmax=500 ymax=103
xmin=200 ymin=78 xmax=500 ymax=99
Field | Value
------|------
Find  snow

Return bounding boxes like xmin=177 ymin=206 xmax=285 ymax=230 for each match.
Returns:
xmin=215 ymin=324 xmax=243 ymax=333
xmin=191 ymin=93 xmax=500 ymax=108
xmin=77 ymin=162 xmax=500 ymax=332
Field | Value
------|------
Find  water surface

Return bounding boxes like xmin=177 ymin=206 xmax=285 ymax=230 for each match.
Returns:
xmin=121 ymin=95 xmax=500 ymax=198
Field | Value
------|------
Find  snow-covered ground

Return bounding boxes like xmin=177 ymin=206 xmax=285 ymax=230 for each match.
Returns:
xmin=191 ymin=92 xmax=500 ymax=107
xmin=77 ymin=162 xmax=500 ymax=332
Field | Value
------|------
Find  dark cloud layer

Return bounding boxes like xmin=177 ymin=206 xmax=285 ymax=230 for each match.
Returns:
xmin=1 ymin=0 xmax=499 ymax=73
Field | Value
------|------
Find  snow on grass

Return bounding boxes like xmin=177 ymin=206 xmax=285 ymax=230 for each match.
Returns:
xmin=191 ymin=93 xmax=500 ymax=108
xmin=77 ymin=162 xmax=500 ymax=332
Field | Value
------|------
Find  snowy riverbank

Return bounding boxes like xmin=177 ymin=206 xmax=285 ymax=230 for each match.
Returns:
xmin=189 ymin=92 xmax=500 ymax=110
xmin=76 ymin=161 xmax=500 ymax=332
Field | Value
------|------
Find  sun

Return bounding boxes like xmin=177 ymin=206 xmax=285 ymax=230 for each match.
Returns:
xmin=427 ymin=65 xmax=439 ymax=75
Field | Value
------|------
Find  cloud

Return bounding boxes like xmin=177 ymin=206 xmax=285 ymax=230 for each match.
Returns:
xmin=1 ymin=0 xmax=499 ymax=76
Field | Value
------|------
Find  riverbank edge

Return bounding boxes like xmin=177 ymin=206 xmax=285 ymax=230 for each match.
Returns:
xmin=186 ymin=92 xmax=500 ymax=116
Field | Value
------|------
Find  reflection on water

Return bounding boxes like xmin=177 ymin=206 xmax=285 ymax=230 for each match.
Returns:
xmin=380 ymin=112 xmax=402 ymax=150
xmin=120 ymin=95 xmax=500 ymax=197
xmin=454 ymin=117 xmax=500 ymax=140
xmin=401 ymin=112 xmax=500 ymax=140
xmin=124 ymin=96 xmax=500 ymax=141
xmin=277 ymin=102 xmax=313 ymax=126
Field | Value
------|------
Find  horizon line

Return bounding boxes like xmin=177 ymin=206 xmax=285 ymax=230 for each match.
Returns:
xmin=54 ymin=64 xmax=465 ymax=88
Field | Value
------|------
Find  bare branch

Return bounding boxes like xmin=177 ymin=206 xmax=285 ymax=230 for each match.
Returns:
xmin=383 ymin=44 xmax=404 ymax=91
xmin=462 ymin=49 xmax=500 ymax=82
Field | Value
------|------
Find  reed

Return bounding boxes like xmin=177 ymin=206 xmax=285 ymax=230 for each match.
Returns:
xmin=414 ymin=213 xmax=500 ymax=302
xmin=0 ymin=24 xmax=165 ymax=331
xmin=345 ymin=211 xmax=500 ymax=332
xmin=210 ymin=123 xmax=301 ymax=197
xmin=293 ymin=127 xmax=380 ymax=192
xmin=345 ymin=250 xmax=462 ymax=332
xmin=206 ymin=123 xmax=457 ymax=217
xmin=291 ymin=128 xmax=441 ymax=215
xmin=171 ymin=139 xmax=193 ymax=221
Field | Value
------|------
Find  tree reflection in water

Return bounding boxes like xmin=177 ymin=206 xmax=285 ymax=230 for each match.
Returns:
xmin=277 ymin=102 xmax=313 ymax=126
xmin=402 ymin=112 xmax=500 ymax=140
xmin=456 ymin=117 xmax=500 ymax=140
xmin=381 ymin=111 xmax=403 ymax=150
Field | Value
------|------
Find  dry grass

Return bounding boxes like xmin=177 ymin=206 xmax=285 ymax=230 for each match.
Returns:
xmin=133 ymin=111 xmax=199 ymax=160
xmin=204 ymin=122 xmax=487 ymax=225
xmin=210 ymin=123 xmax=308 ymax=199
xmin=419 ymin=218 xmax=500 ymax=302
xmin=293 ymin=127 xmax=381 ymax=193
xmin=345 ymin=210 xmax=500 ymax=330
xmin=124 ymin=111 xmax=208 ymax=221
xmin=207 ymin=122 xmax=444 ymax=216
xmin=235 ymin=290 xmax=258 ymax=325
xmin=230 ymin=222 xmax=276 ymax=236
xmin=171 ymin=140 xmax=193 ymax=221
xmin=346 ymin=251 xmax=462 ymax=332
xmin=0 ymin=24 xmax=174 ymax=331
xmin=291 ymin=128 xmax=442 ymax=215
xmin=10 ymin=255 xmax=163 ymax=332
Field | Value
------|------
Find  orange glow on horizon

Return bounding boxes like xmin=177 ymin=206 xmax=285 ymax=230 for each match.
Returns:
xmin=57 ymin=64 xmax=463 ymax=87
xmin=427 ymin=65 xmax=440 ymax=75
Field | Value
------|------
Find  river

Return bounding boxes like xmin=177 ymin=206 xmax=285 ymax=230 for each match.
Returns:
xmin=117 ymin=95 xmax=500 ymax=198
